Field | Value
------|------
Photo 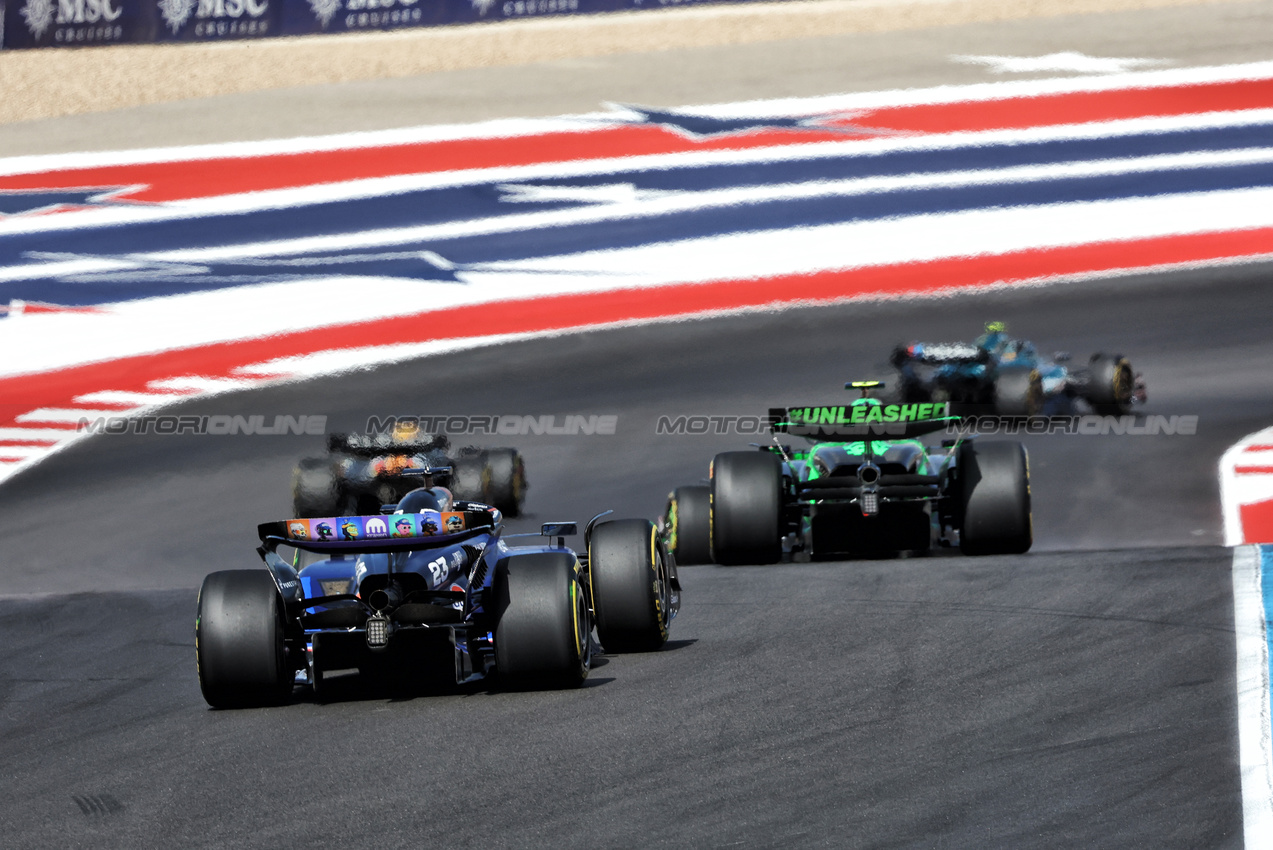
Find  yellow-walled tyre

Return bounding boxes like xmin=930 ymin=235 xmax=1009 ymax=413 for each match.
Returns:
xmin=493 ymin=552 xmax=590 ymax=688
xmin=1087 ymin=353 xmax=1135 ymax=415
xmin=590 ymin=519 xmax=670 ymax=653
xmin=667 ymin=485 xmax=712 ymax=565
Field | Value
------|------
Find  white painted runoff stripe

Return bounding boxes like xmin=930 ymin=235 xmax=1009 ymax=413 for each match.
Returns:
xmin=0 ymin=427 xmax=77 ymax=442
xmin=0 ymin=446 xmax=47 ymax=460
xmin=1234 ymin=545 xmax=1273 ymax=848
xmin=74 ymin=390 xmax=194 ymax=405
xmin=15 ymin=408 xmax=129 ymax=424
xmin=147 ymin=376 xmax=267 ymax=392
xmin=0 ymin=259 xmax=140 ymax=282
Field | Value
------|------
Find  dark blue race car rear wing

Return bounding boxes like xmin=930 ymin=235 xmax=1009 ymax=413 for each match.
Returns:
xmin=258 ymin=508 xmax=497 ymax=554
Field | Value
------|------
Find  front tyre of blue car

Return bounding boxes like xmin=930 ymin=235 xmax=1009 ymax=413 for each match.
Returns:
xmin=196 ymin=570 xmax=294 ymax=709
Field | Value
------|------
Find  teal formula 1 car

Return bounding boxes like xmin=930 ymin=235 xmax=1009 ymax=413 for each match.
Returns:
xmin=890 ymin=322 xmax=1146 ymax=416
xmin=663 ymin=382 xmax=1032 ymax=565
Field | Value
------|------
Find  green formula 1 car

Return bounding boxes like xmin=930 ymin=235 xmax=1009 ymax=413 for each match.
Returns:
xmin=662 ymin=382 xmax=1032 ymax=565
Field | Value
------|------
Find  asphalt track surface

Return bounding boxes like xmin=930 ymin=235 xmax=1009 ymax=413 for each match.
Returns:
xmin=4 ymin=4 xmax=1273 ymax=847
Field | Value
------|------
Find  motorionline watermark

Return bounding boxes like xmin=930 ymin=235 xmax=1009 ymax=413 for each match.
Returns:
xmin=656 ymin=415 xmax=782 ymax=435
xmin=366 ymin=415 xmax=618 ymax=436
xmin=944 ymin=414 xmax=1198 ymax=436
xmin=653 ymin=413 xmax=1199 ymax=436
xmin=77 ymin=414 xmax=328 ymax=435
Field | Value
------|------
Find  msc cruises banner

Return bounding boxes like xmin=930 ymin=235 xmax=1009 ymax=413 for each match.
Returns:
xmin=153 ymin=0 xmax=278 ymax=41
xmin=2 ymin=0 xmax=157 ymax=47
xmin=2 ymin=0 xmax=758 ymax=47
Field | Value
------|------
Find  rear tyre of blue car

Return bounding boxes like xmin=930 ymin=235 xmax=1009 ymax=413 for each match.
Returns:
xmin=494 ymin=552 xmax=590 ymax=688
xmin=196 ymin=570 xmax=293 ymax=709
xmin=711 ymin=451 xmax=783 ymax=565
xmin=956 ymin=441 xmax=1032 ymax=556
xmin=667 ymin=485 xmax=712 ymax=565
xmin=590 ymin=519 xmax=671 ymax=652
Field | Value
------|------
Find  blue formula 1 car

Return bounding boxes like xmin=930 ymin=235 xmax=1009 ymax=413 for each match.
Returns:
xmin=889 ymin=322 xmax=1145 ymax=416
xmin=663 ymin=382 xmax=1031 ymax=565
xmin=196 ymin=471 xmax=678 ymax=708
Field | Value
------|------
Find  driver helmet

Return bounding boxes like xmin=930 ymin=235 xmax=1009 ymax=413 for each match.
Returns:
xmin=976 ymin=321 xmax=1010 ymax=354
xmin=397 ymin=487 xmax=442 ymax=513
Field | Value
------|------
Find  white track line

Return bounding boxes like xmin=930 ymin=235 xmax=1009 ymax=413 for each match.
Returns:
xmin=0 ymin=446 xmax=48 ymax=460
xmin=147 ymin=376 xmax=265 ymax=392
xmin=74 ymin=390 xmax=195 ymax=405
xmin=15 ymin=408 xmax=130 ymax=424
xmin=0 ymin=427 xmax=77 ymax=442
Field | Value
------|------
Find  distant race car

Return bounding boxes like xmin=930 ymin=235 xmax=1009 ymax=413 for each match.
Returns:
xmin=196 ymin=468 xmax=679 ymax=707
xmin=889 ymin=322 xmax=1146 ymax=416
xmin=292 ymin=424 xmax=527 ymax=518
xmin=663 ymin=381 xmax=1032 ymax=564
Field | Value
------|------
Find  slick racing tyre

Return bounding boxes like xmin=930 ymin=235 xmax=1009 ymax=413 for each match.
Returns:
xmin=590 ymin=519 xmax=672 ymax=652
xmin=1086 ymin=353 xmax=1135 ymax=415
xmin=486 ymin=448 xmax=527 ymax=517
xmin=666 ymin=485 xmax=712 ymax=566
xmin=196 ymin=570 xmax=294 ymax=708
xmin=955 ymin=441 xmax=1032 ymax=556
xmin=292 ymin=458 xmax=339 ymax=517
xmin=447 ymin=452 xmax=489 ymax=504
xmin=710 ymin=451 xmax=783 ymax=565
xmin=993 ymin=367 xmax=1042 ymax=417
xmin=494 ymin=552 xmax=590 ymax=688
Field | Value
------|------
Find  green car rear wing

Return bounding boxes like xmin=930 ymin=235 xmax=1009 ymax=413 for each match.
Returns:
xmin=769 ymin=402 xmax=959 ymax=440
